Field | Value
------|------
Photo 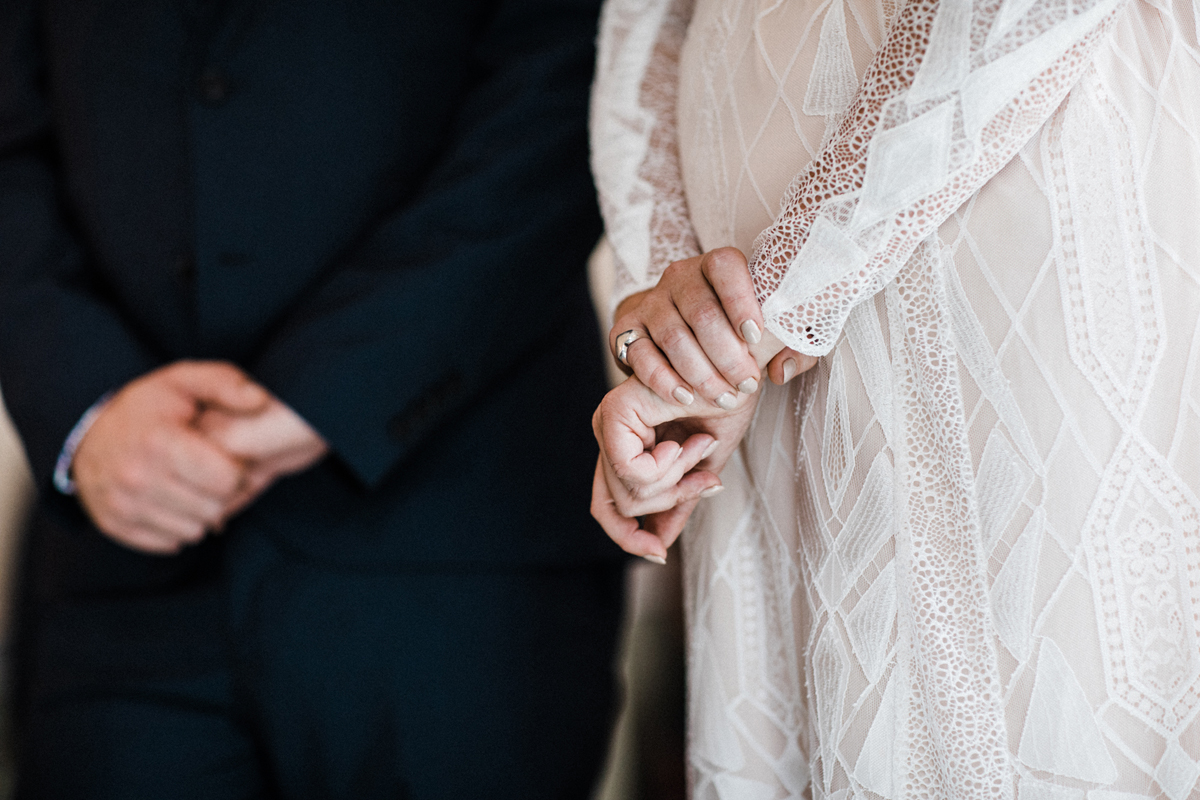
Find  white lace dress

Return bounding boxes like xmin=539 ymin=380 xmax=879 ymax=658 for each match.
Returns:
xmin=592 ymin=0 xmax=1200 ymax=796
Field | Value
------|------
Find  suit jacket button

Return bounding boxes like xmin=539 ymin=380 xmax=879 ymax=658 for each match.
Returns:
xmin=197 ymin=70 xmax=231 ymax=105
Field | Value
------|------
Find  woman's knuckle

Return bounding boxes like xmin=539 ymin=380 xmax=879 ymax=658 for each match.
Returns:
xmin=645 ymin=362 xmax=674 ymax=390
xmin=659 ymin=325 xmax=690 ymax=352
xmin=711 ymin=247 xmax=744 ymax=270
xmin=696 ymin=375 xmax=728 ymax=397
xmin=614 ymin=496 xmax=639 ymax=517
xmin=690 ymin=301 xmax=726 ymax=331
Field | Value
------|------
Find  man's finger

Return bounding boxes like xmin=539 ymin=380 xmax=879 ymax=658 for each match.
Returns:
xmin=168 ymin=427 xmax=250 ymax=499
xmin=111 ymin=527 xmax=186 ymax=556
xmin=141 ymin=477 xmax=228 ymax=530
xmin=164 ymin=361 xmax=271 ymax=414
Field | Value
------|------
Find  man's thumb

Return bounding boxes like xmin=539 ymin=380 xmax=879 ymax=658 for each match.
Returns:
xmin=164 ymin=361 xmax=271 ymax=413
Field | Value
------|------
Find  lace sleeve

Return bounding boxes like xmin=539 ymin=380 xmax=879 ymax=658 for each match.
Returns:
xmin=591 ymin=0 xmax=699 ymax=322
xmin=751 ymin=0 xmax=1129 ymax=354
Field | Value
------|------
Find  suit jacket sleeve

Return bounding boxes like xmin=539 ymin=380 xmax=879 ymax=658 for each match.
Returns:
xmin=0 ymin=0 xmax=160 ymax=488
xmin=249 ymin=0 xmax=605 ymax=488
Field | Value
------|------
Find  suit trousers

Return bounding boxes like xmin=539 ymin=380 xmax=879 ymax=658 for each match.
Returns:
xmin=14 ymin=521 xmax=626 ymax=800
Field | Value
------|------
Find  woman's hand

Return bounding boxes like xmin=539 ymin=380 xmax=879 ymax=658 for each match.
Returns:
xmin=591 ymin=374 xmax=755 ymax=562
xmin=610 ymin=247 xmax=809 ymax=408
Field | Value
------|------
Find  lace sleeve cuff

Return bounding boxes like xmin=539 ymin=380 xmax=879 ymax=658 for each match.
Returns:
xmin=750 ymin=0 xmax=1127 ymax=355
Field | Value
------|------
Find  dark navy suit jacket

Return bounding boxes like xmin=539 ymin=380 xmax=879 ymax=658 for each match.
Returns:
xmin=0 ymin=0 xmax=616 ymax=580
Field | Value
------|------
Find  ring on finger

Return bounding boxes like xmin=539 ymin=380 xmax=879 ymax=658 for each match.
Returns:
xmin=615 ymin=329 xmax=647 ymax=367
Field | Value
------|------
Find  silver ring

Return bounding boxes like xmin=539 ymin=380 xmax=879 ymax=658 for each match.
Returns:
xmin=615 ymin=329 xmax=643 ymax=367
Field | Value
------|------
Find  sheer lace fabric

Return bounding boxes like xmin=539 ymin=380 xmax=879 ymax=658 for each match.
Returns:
xmin=591 ymin=0 xmax=702 ymax=320
xmin=592 ymin=0 xmax=1200 ymax=796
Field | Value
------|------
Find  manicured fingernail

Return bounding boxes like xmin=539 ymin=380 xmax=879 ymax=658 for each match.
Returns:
xmin=738 ymin=377 xmax=758 ymax=395
xmin=740 ymin=319 xmax=762 ymax=345
xmin=673 ymin=386 xmax=695 ymax=405
xmin=702 ymin=439 xmax=720 ymax=460
xmin=700 ymin=484 xmax=725 ymax=498
xmin=716 ymin=392 xmax=737 ymax=410
xmin=782 ymin=358 xmax=798 ymax=383
xmin=643 ymin=554 xmax=667 ymax=565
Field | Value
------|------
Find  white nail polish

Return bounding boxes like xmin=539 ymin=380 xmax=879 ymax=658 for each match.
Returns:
xmin=643 ymin=554 xmax=667 ymax=565
xmin=700 ymin=485 xmax=725 ymax=498
xmin=673 ymin=386 xmax=695 ymax=405
xmin=716 ymin=393 xmax=737 ymax=410
xmin=738 ymin=377 xmax=758 ymax=395
xmin=740 ymin=319 xmax=762 ymax=345
xmin=702 ymin=439 xmax=720 ymax=460
xmin=782 ymin=358 xmax=798 ymax=383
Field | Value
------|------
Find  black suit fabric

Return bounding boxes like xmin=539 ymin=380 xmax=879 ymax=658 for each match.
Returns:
xmin=0 ymin=0 xmax=624 ymax=797
xmin=0 ymin=0 xmax=615 ymax=566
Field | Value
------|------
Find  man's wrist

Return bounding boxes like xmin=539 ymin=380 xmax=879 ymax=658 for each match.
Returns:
xmin=53 ymin=392 xmax=114 ymax=495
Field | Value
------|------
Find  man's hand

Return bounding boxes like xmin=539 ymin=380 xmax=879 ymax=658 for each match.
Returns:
xmin=195 ymin=396 xmax=329 ymax=518
xmin=73 ymin=361 xmax=270 ymax=555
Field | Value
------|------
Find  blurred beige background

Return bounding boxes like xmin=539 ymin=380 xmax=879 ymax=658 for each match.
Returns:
xmin=0 ymin=394 xmax=31 ymax=643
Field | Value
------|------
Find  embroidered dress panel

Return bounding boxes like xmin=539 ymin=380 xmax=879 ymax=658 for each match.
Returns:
xmin=591 ymin=0 xmax=1200 ymax=796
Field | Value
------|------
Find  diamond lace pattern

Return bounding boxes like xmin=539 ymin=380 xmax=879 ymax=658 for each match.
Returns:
xmin=591 ymin=0 xmax=1200 ymax=796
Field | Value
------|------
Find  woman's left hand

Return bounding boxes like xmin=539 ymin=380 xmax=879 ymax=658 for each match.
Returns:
xmin=610 ymin=247 xmax=810 ymax=409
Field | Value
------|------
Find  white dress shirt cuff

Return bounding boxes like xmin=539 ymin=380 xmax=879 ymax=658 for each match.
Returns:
xmin=53 ymin=392 xmax=114 ymax=495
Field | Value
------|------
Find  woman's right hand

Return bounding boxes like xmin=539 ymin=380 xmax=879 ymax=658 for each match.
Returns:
xmin=609 ymin=247 xmax=812 ymax=408
xmin=591 ymin=372 xmax=757 ymax=562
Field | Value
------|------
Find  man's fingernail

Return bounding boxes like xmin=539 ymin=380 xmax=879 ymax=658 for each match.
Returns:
xmin=738 ymin=377 xmax=758 ymax=395
xmin=643 ymin=554 xmax=667 ymax=565
xmin=702 ymin=439 xmax=720 ymax=460
xmin=782 ymin=358 xmax=798 ymax=383
xmin=673 ymin=386 xmax=695 ymax=405
xmin=716 ymin=392 xmax=737 ymax=410
xmin=740 ymin=319 xmax=762 ymax=345
xmin=700 ymin=484 xmax=725 ymax=498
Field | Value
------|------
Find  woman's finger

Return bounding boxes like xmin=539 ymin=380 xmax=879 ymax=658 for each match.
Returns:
xmin=766 ymin=350 xmax=819 ymax=385
xmin=604 ymin=433 xmax=720 ymax=516
xmin=700 ymin=247 xmax=763 ymax=345
xmin=591 ymin=458 xmax=669 ymax=561
xmin=619 ymin=290 xmax=738 ymax=408
xmin=144 ymin=479 xmax=228 ymax=531
xmin=645 ymin=496 xmax=702 ymax=550
xmin=624 ymin=333 xmax=696 ymax=407
xmin=670 ymin=268 xmax=759 ymax=398
xmin=647 ymin=315 xmax=741 ymax=408
xmin=592 ymin=375 xmax=742 ymax=493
